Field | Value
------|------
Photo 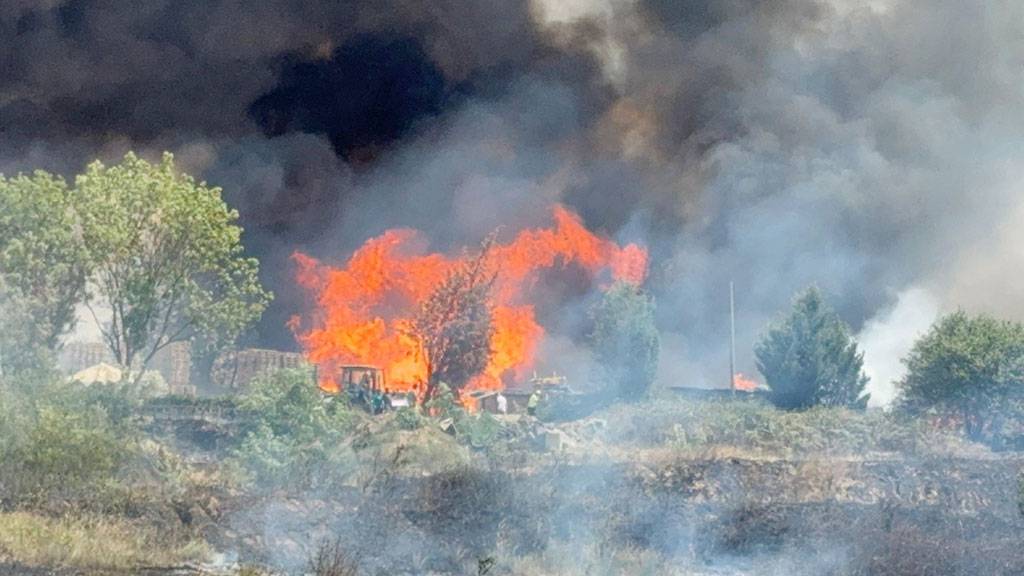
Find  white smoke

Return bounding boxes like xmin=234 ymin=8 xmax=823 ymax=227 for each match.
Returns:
xmin=857 ymin=287 xmax=939 ymax=408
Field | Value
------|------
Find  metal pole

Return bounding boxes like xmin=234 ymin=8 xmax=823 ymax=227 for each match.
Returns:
xmin=729 ymin=281 xmax=736 ymax=391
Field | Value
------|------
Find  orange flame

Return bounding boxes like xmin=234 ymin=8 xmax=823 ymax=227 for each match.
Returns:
xmin=732 ymin=373 xmax=759 ymax=392
xmin=290 ymin=205 xmax=647 ymax=397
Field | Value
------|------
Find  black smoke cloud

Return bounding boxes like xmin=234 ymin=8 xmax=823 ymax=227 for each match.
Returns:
xmin=2 ymin=0 xmax=1023 ymax=396
xmin=248 ymin=35 xmax=450 ymax=162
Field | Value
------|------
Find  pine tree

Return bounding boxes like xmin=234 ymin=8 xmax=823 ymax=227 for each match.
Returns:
xmin=588 ymin=281 xmax=660 ymax=400
xmin=755 ymin=287 xmax=869 ymax=410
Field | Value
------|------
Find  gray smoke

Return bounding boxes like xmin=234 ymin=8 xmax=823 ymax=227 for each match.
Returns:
xmin=2 ymin=0 xmax=1022 ymax=390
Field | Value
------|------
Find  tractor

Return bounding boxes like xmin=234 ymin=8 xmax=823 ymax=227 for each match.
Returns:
xmin=335 ymin=365 xmax=414 ymax=414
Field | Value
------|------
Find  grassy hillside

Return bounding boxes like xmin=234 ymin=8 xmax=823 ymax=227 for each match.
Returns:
xmin=1 ymin=369 xmax=1020 ymax=575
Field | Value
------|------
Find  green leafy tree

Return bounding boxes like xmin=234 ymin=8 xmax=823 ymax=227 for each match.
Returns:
xmin=898 ymin=311 xmax=1024 ymax=441
xmin=75 ymin=152 xmax=272 ymax=378
xmin=588 ymin=281 xmax=660 ymax=400
xmin=412 ymin=240 xmax=495 ymax=402
xmin=0 ymin=284 xmax=51 ymax=378
xmin=0 ymin=172 xmax=92 ymax=373
xmin=755 ymin=287 xmax=869 ymax=410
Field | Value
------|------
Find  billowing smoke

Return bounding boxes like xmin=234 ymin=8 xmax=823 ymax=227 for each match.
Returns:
xmin=857 ymin=287 xmax=940 ymax=407
xmin=2 ymin=0 xmax=1023 ymax=391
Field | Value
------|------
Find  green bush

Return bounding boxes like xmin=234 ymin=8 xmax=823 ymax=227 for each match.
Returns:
xmin=898 ymin=311 xmax=1024 ymax=442
xmin=588 ymin=281 xmax=659 ymax=400
xmin=422 ymin=384 xmax=504 ymax=450
xmin=395 ymin=406 xmax=425 ymax=430
xmin=231 ymin=369 xmax=359 ymax=489
xmin=0 ymin=379 xmax=33 ymax=451
xmin=237 ymin=368 xmax=353 ymax=440
xmin=424 ymin=381 xmax=460 ymax=420
xmin=1 ymin=403 xmax=130 ymax=508
xmin=455 ymin=411 xmax=502 ymax=450
xmin=0 ymin=300 xmax=57 ymax=380
xmin=0 ymin=371 xmax=143 ymax=510
xmin=49 ymin=380 xmax=146 ymax=429
xmin=0 ymin=369 xmax=234 ymax=519
xmin=233 ymin=423 xmax=304 ymax=488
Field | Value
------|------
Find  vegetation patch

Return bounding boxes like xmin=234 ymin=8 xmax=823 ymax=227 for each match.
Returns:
xmin=0 ymin=511 xmax=208 ymax=570
xmin=593 ymin=397 xmax=979 ymax=457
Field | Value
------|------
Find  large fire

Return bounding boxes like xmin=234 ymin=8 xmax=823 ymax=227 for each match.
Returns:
xmin=290 ymin=205 xmax=648 ymax=396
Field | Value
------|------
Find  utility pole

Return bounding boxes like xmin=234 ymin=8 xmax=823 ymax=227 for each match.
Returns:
xmin=729 ymin=280 xmax=736 ymax=391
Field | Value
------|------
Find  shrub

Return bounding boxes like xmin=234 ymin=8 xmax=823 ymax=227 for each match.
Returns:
xmin=395 ymin=406 xmax=425 ymax=430
xmin=415 ymin=466 xmax=513 ymax=559
xmin=898 ymin=311 xmax=1024 ymax=441
xmin=424 ymin=382 xmax=460 ymax=420
xmin=232 ymin=423 xmax=301 ymax=487
xmin=0 ymin=371 xmax=151 ymax=514
xmin=589 ymin=281 xmax=659 ymax=400
xmin=237 ymin=368 xmax=353 ymax=441
xmin=0 ymin=377 xmax=33 ymax=451
xmin=755 ymin=287 xmax=869 ymax=410
xmin=421 ymin=384 xmax=504 ymax=450
xmin=0 ymin=403 xmax=131 ymax=509
xmin=308 ymin=537 xmax=360 ymax=576
xmin=455 ymin=412 xmax=502 ymax=450
xmin=48 ymin=379 xmax=146 ymax=428
xmin=593 ymin=397 xmax=970 ymax=456
xmin=231 ymin=369 xmax=359 ymax=489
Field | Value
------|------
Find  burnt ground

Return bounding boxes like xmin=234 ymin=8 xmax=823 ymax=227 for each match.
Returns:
xmin=214 ymin=455 xmax=1024 ymax=575
xmin=102 ymin=404 xmax=1024 ymax=574
xmin=0 ymin=563 xmax=76 ymax=576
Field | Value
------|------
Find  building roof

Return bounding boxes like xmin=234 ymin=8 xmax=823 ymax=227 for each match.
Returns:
xmin=71 ymin=362 xmax=123 ymax=384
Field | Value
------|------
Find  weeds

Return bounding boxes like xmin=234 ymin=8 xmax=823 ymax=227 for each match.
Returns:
xmin=308 ymin=537 xmax=359 ymax=576
xmin=0 ymin=511 xmax=208 ymax=570
xmin=593 ymin=397 xmax=979 ymax=457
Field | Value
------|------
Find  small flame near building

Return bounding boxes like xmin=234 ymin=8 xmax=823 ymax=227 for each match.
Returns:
xmin=732 ymin=373 xmax=759 ymax=392
xmin=290 ymin=205 xmax=647 ymax=396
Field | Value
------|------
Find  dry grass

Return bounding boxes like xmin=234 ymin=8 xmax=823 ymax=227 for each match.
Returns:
xmin=587 ymin=397 xmax=984 ymax=458
xmin=308 ymin=537 xmax=360 ymax=576
xmin=498 ymin=543 xmax=683 ymax=576
xmin=0 ymin=511 xmax=209 ymax=570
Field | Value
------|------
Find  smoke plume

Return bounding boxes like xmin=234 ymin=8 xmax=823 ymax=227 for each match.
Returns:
xmin=2 ymin=0 xmax=1022 ymax=391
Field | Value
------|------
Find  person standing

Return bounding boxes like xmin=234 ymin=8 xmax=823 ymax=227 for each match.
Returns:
xmin=527 ymin=390 xmax=540 ymax=416
xmin=496 ymin=392 xmax=508 ymax=415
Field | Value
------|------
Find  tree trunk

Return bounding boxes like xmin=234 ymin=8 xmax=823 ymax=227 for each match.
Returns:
xmin=423 ymin=376 xmax=438 ymax=406
xmin=964 ymin=408 xmax=984 ymax=442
